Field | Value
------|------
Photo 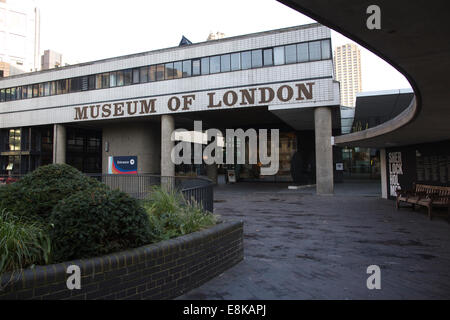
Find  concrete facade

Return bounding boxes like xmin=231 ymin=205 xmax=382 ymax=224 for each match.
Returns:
xmin=52 ymin=124 xmax=66 ymax=164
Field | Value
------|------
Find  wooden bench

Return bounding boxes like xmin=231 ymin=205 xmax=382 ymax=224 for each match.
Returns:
xmin=396 ymin=183 xmax=450 ymax=221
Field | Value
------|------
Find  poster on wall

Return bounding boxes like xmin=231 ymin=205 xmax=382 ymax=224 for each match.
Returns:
xmin=108 ymin=156 xmax=138 ymax=174
xmin=388 ymin=152 xmax=403 ymax=197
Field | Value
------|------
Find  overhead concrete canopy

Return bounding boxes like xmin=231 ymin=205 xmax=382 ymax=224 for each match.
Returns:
xmin=278 ymin=0 xmax=450 ymax=148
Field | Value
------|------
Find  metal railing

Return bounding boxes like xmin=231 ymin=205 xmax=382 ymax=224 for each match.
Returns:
xmin=0 ymin=173 xmax=214 ymax=212
xmin=86 ymin=174 xmax=214 ymax=212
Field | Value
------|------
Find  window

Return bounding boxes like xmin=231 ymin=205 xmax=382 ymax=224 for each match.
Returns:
xmin=220 ymin=54 xmax=231 ymax=72
xmin=156 ymin=64 xmax=165 ymax=81
xmin=165 ymin=63 xmax=174 ymax=80
xmin=9 ymin=129 xmax=21 ymax=151
xmin=16 ymin=87 xmax=22 ymax=100
xmin=201 ymin=57 xmax=209 ymax=75
xmin=21 ymin=86 xmax=27 ymax=99
xmin=274 ymin=46 xmax=285 ymax=65
xmin=102 ymin=73 xmax=110 ymax=88
xmin=88 ymin=75 xmax=96 ymax=89
xmin=192 ymin=59 xmax=200 ymax=76
xmin=123 ymin=69 xmax=132 ymax=85
xmin=5 ymin=88 xmax=10 ymax=101
xmin=69 ymin=78 xmax=82 ymax=92
xmin=241 ymin=51 xmax=251 ymax=70
xmin=44 ymin=82 xmax=50 ymax=96
xmin=50 ymin=82 xmax=56 ymax=96
xmin=210 ymin=56 xmax=220 ymax=74
xmin=150 ymin=65 xmax=158 ymax=81
xmin=183 ymin=60 xmax=192 ymax=77
xmin=173 ymin=61 xmax=182 ymax=79
xmin=26 ymin=85 xmax=32 ymax=98
xmin=321 ymin=39 xmax=331 ymax=59
xmin=251 ymin=50 xmax=262 ymax=68
xmin=116 ymin=70 xmax=124 ymax=86
xmin=285 ymin=44 xmax=297 ymax=64
xmin=140 ymin=66 xmax=149 ymax=83
xmin=231 ymin=53 xmax=240 ymax=71
xmin=10 ymin=87 xmax=16 ymax=100
xmin=95 ymin=74 xmax=102 ymax=89
xmin=297 ymin=43 xmax=309 ymax=62
xmin=57 ymin=79 xmax=68 ymax=94
xmin=263 ymin=49 xmax=273 ymax=66
xmin=109 ymin=72 xmax=117 ymax=87
xmin=0 ymin=89 xmax=5 ymax=102
xmin=33 ymin=84 xmax=39 ymax=97
xmin=132 ymin=68 xmax=140 ymax=84
xmin=309 ymin=41 xmax=321 ymax=60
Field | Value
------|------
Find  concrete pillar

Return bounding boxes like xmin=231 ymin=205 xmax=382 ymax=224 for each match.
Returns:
xmin=314 ymin=107 xmax=334 ymax=195
xmin=161 ymin=115 xmax=175 ymax=189
xmin=380 ymin=148 xmax=388 ymax=199
xmin=52 ymin=124 xmax=66 ymax=164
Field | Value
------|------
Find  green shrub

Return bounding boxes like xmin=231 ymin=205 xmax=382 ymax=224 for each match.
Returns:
xmin=143 ymin=186 xmax=218 ymax=241
xmin=49 ymin=187 xmax=152 ymax=262
xmin=0 ymin=164 xmax=104 ymax=220
xmin=0 ymin=209 xmax=51 ymax=274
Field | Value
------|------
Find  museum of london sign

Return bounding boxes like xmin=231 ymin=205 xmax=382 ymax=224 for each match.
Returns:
xmin=73 ymin=82 xmax=315 ymax=121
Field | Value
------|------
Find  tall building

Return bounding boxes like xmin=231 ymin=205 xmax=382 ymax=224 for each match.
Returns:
xmin=0 ymin=0 xmax=41 ymax=74
xmin=334 ymin=43 xmax=362 ymax=107
xmin=41 ymin=49 xmax=63 ymax=70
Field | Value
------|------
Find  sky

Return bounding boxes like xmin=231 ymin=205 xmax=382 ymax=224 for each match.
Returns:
xmin=36 ymin=0 xmax=411 ymax=92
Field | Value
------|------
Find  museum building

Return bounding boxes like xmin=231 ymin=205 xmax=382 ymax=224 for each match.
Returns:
xmin=0 ymin=23 xmax=341 ymax=194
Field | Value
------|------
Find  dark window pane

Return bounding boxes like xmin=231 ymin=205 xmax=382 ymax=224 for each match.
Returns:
xmin=10 ymin=87 xmax=16 ymax=100
xmin=183 ymin=60 xmax=192 ymax=77
xmin=251 ymin=49 xmax=262 ymax=68
xmin=192 ymin=59 xmax=200 ymax=76
xmin=173 ymin=61 xmax=182 ymax=79
xmin=132 ymin=68 xmax=140 ymax=84
xmin=149 ymin=65 xmax=157 ymax=81
xmin=33 ymin=84 xmax=39 ymax=97
xmin=69 ymin=78 xmax=82 ymax=92
xmin=21 ymin=86 xmax=27 ymax=99
xmin=201 ymin=57 xmax=209 ymax=75
xmin=116 ymin=71 xmax=124 ymax=86
xmin=140 ymin=66 xmax=149 ymax=83
xmin=220 ymin=54 xmax=231 ymax=72
xmin=109 ymin=72 xmax=116 ymax=87
xmin=210 ymin=56 xmax=220 ymax=74
xmin=16 ymin=87 xmax=22 ymax=100
xmin=50 ymin=82 xmax=56 ymax=95
xmin=321 ymin=39 xmax=331 ymax=59
xmin=309 ymin=41 xmax=321 ymax=60
xmin=123 ymin=69 xmax=132 ymax=85
xmin=285 ymin=44 xmax=297 ymax=64
xmin=241 ymin=51 xmax=251 ymax=70
xmin=0 ymin=89 xmax=5 ymax=102
xmin=263 ymin=49 xmax=273 ymax=66
xmin=156 ymin=64 xmax=165 ymax=81
xmin=102 ymin=73 xmax=110 ymax=88
xmin=5 ymin=88 xmax=10 ymax=101
xmin=231 ymin=53 xmax=240 ymax=71
xmin=88 ymin=75 xmax=96 ymax=89
xmin=38 ymin=83 xmax=44 ymax=96
xmin=274 ymin=46 xmax=285 ymax=65
xmin=80 ymin=76 xmax=88 ymax=91
xmin=297 ymin=43 xmax=309 ymax=62
xmin=165 ymin=63 xmax=174 ymax=80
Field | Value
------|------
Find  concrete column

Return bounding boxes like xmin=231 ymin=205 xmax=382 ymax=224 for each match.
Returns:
xmin=314 ymin=107 xmax=334 ymax=195
xmin=380 ymin=148 xmax=388 ymax=199
xmin=161 ymin=115 xmax=175 ymax=189
xmin=52 ymin=124 xmax=66 ymax=164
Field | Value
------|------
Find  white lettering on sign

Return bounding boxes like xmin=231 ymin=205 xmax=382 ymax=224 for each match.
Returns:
xmin=388 ymin=152 xmax=403 ymax=197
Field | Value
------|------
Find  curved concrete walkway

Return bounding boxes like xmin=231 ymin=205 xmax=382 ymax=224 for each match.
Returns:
xmin=177 ymin=181 xmax=450 ymax=299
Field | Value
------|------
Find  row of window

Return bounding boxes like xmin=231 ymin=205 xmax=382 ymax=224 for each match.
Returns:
xmin=0 ymin=39 xmax=331 ymax=103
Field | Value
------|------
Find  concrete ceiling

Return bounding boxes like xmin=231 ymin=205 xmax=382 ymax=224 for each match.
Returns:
xmin=277 ymin=0 xmax=450 ymax=148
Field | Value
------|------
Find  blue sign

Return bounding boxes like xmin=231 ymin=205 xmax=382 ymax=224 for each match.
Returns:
xmin=108 ymin=156 xmax=138 ymax=174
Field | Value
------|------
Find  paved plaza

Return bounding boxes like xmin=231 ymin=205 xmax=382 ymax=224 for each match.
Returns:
xmin=177 ymin=180 xmax=450 ymax=299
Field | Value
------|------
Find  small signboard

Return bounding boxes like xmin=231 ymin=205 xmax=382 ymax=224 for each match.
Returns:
xmin=227 ymin=170 xmax=236 ymax=183
xmin=335 ymin=163 xmax=344 ymax=171
xmin=108 ymin=156 xmax=138 ymax=174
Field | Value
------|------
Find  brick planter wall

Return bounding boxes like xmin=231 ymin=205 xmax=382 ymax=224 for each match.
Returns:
xmin=0 ymin=221 xmax=243 ymax=300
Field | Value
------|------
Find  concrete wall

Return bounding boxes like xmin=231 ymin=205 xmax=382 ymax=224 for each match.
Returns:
xmin=102 ymin=121 xmax=161 ymax=174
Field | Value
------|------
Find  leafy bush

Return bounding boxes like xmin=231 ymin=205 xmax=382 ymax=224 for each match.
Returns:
xmin=49 ymin=187 xmax=152 ymax=262
xmin=0 ymin=164 xmax=104 ymax=220
xmin=143 ymin=186 xmax=218 ymax=241
xmin=0 ymin=209 xmax=51 ymax=274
